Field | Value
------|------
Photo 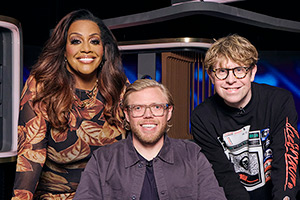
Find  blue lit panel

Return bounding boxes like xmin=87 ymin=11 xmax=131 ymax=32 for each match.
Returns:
xmin=122 ymin=53 xmax=162 ymax=83
xmin=155 ymin=53 xmax=162 ymax=83
xmin=122 ymin=54 xmax=138 ymax=84
xmin=255 ymin=52 xmax=300 ymax=128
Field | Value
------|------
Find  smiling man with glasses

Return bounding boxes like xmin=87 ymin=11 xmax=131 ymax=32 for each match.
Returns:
xmin=191 ymin=34 xmax=299 ymax=200
xmin=74 ymin=79 xmax=226 ymax=200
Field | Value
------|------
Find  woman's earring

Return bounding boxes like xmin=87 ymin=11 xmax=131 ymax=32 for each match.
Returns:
xmin=99 ymin=57 xmax=106 ymax=69
xmin=98 ymin=53 xmax=106 ymax=72
xmin=64 ymin=57 xmax=69 ymax=68
xmin=98 ymin=46 xmax=106 ymax=72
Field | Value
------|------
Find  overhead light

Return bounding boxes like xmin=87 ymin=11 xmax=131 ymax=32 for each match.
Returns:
xmin=184 ymin=37 xmax=190 ymax=42
xmin=203 ymin=0 xmax=244 ymax=3
xmin=172 ymin=0 xmax=243 ymax=5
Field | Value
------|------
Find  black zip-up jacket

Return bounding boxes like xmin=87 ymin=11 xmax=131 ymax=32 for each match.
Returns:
xmin=191 ymin=83 xmax=299 ymax=200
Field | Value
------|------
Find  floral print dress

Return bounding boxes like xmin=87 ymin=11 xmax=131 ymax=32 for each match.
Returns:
xmin=12 ymin=76 xmax=125 ymax=200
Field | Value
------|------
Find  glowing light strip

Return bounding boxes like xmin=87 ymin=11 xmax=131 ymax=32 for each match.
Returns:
xmin=0 ymin=20 xmax=21 ymax=158
xmin=172 ymin=0 xmax=242 ymax=6
xmin=119 ymin=41 xmax=211 ymax=51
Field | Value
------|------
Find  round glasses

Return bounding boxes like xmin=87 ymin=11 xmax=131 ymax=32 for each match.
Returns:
xmin=126 ymin=103 xmax=169 ymax=118
xmin=211 ymin=66 xmax=252 ymax=80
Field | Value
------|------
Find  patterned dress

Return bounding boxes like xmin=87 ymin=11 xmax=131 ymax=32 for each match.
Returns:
xmin=12 ymin=76 xmax=125 ymax=200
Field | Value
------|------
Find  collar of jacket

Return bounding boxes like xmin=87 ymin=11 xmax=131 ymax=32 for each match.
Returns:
xmin=124 ymin=132 xmax=174 ymax=168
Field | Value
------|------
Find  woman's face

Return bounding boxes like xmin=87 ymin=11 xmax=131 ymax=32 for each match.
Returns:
xmin=65 ymin=20 xmax=104 ymax=87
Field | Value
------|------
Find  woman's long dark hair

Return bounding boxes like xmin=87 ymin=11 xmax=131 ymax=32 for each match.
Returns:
xmin=31 ymin=9 xmax=127 ymax=131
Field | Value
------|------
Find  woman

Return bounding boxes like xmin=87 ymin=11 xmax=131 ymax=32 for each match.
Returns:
xmin=12 ymin=9 xmax=128 ymax=199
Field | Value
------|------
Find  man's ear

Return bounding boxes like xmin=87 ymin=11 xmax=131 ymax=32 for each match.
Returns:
xmin=250 ymin=65 xmax=257 ymax=82
xmin=166 ymin=106 xmax=173 ymax=121
xmin=207 ymin=70 xmax=215 ymax=84
xmin=124 ymin=110 xmax=130 ymax=123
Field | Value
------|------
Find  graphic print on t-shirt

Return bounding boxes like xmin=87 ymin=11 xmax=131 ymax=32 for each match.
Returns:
xmin=222 ymin=126 xmax=272 ymax=191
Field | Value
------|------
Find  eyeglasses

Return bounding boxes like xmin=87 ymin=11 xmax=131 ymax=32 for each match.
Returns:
xmin=211 ymin=66 xmax=253 ymax=80
xmin=126 ymin=103 xmax=169 ymax=118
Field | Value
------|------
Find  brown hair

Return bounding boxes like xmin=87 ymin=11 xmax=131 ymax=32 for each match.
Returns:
xmin=30 ymin=9 xmax=127 ymax=131
xmin=204 ymin=34 xmax=258 ymax=71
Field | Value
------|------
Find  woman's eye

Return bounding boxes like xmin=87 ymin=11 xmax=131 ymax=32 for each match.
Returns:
xmin=91 ymin=39 xmax=100 ymax=45
xmin=70 ymin=39 xmax=81 ymax=45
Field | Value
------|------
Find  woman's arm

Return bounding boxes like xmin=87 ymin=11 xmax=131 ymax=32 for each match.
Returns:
xmin=12 ymin=76 xmax=48 ymax=200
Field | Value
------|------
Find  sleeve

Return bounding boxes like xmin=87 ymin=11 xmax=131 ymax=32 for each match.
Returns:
xmin=270 ymin=91 xmax=299 ymax=200
xmin=191 ymin=108 xmax=250 ymax=200
xmin=12 ymin=76 xmax=48 ymax=200
xmin=196 ymin=149 xmax=227 ymax=200
xmin=74 ymin=153 xmax=103 ymax=199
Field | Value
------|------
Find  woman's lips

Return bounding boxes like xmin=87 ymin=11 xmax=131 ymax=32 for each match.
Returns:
xmin=77 ymin=56 xmax=95 ymax=64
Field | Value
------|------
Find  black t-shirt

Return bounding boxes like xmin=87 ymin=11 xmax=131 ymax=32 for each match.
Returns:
xmin=137 ymin=152 xmax=159 ymax=200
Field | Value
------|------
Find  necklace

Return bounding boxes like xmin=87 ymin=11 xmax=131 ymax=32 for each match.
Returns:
xmin=73 ymin=80 xmax=98 ymax=108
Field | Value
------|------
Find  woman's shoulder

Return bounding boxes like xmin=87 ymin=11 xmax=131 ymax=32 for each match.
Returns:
xmin=20 ymin=75 xmax=37 ymax=100
xmin=25 ymin=75 xmax=36 ymax=85
xmin=23 ymin=75 xmax=39 ymax=92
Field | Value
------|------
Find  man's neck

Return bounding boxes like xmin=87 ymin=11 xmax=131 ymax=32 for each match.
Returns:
xmin=133 ymin=136 xmax=164 ymax=161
